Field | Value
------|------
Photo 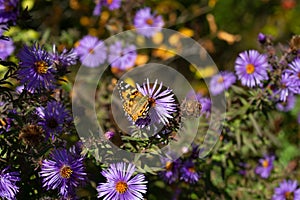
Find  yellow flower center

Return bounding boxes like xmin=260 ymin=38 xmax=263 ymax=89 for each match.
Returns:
xmin=115 ymin=181 xmax=128 ymax=194
xmin=262 ymin=160 xmax=269 ymax=168
xmin=146 ymin=18 xmax=154 ymax=25
xmin=107 ymin=0 xmax=113 ymax=5
xmin=0 ymin=118 xmax=7 ymax=127
xmin=74 ymin=41 xmax=80 ymax=48
xmin=88 ymin=48 xmax=95 ymax=54
xmin=35 ymin=61 xmax=49 ymax=74
xmin=217 ymin=76 xmax=224 ymax=83
xmin=165 ymin=161 xmax=173 ymax=171
xmin=60 ymin=165 xmax=73 ymax=179
xmin=285 ymin=191 xmax=293 ymax=200
xmin=245 ymin=64 xmax=255 ymax=74
xmin=281 ymin=83 xmax=287 ymax=89
xmin=149 ymin=97 xmax=156 ymax=107
xmin=4 ymin=1 xmax=14 ymax=12
xmin=188 ymin=167 xmax=196 ymax=173
xmin=47 ymin=117 xmax=58 ymax=129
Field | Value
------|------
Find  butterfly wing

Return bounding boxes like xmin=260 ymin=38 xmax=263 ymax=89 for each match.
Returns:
xmin=118 ymin=81 xmax=150 ymax=122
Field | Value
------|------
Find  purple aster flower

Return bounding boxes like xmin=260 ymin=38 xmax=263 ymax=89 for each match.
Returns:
xmin=238 ymin=162 xmax=250 ymax=176
xmin=51 ymin=45 xmax=77 ymax=74
xmin=180 ymin=160 xmax=200 ymax=184
xmin=0 ymin=110 xmax=17 ymax=132
xmin=136 ymin=79 xmax=177 ymax=125
xmin=37 ymin=101 xmax=70 ymax=140
xmin=235 ymin=50 xmax=269 ymax=87
xmin=180 ymin=143 xmax=201 ymax=158
xmin=190 ymin=143 xmax=201 ymax=159
xmin=93 ymin=0 xmax=121 ymax=15
xmin=74 ymin=35 xmax=107 ymax=68
xmin=15 ymin=85 xmax=33 ymax=94
xmin=0 ymin=117 xmax=12 ymax=134
xmin=255 ymin=155 xmax=275 ymax=179
xmin=0 ymin=167 xmax=20 ymax=200
xmin=104 ymin=130 xmax=115 ymax=140
xmin=286 ymin=58 xmax=300 ymax=94
xmin=272 ymin=179 xmax=300 ymax=200
xmin=69 ymin=141 xmax=85 ymax=157
xmin=276 ymin=94 xmax=295 ymax=112
xmin=39 ymin=147 xmax=86 ymax=199
xmin=159 ymin=157 xmax=180 ymax=184
xmin=17 ymin=43 xmax=55 ymax=93
xmin=97 ymin=162 xmax=147 ymax=200
xmin=134 ymin=7 xmax=164 ymax=38
xmin=103 ymin=0 xmax=121 ymax=10
xmin=195 ymin=94 xmax=211 ymax=118
xmin=0 ymin=0 xmax=19 ymax=24
xmin=0 ymin=24 xmax=7 ymax=37
xmin=108 ymin=41 xmax=137 ymax=71
xmin=209 ymin=71 xmax=236 ymax=95
xmin=0 ymin=38 xmax=14 ymax=60
xmin=183 ymin=91 xmax=210 ymax=118
xmin=275 ymin=72 xmax=297 ymax=102
xmin=258 ymin=33 xmax=267 ymax=44
xmin=298 ymin=112 xmax=300 ymax=124
xmin=93 ymin=0 xmax=102 ymax=16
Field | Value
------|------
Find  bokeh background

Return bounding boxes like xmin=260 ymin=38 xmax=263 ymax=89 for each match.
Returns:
xmin=7 ymin=0 xmax=300 ymax=66
xmin=1 ymin=0 xmax=300 ymax=199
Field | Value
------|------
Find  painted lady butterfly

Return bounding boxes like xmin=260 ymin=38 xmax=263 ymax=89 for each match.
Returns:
xmin=118 ymin=81 xmax=150 ymax=122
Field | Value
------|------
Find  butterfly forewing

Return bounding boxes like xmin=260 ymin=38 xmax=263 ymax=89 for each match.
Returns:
xmin=118 ymin=81 xmax=150 ymax=122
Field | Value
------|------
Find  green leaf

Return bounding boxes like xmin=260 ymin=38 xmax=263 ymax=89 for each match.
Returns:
xmin=279 ymin=144 xmax=299 ymax=166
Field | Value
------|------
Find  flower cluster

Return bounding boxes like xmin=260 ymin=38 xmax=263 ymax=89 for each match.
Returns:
xmin=92 ymin=2 xmax=165 ymax=39
xmin=93 ymin=0 xmax=122 ymax=16
xmin=234 ymin=34 xmax=300 ymax=108
xmin=280 ymin=58 xmax=300 ymax=99
xmin=159 ymin=146 xmax=201 ymax=184
xmin=75 ymin=7 xmax=164 ymax=68
xmin=74 ymin=35 xmax=140 ymax=70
